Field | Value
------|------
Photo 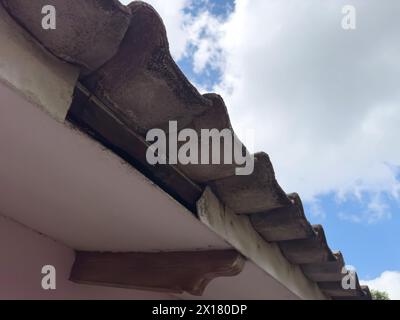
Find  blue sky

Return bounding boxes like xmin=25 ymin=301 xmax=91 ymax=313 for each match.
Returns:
xmin=304 ymin=193 xmax=400 ymax=279
xmin=129 ymin=0 xmax=400 ymax=298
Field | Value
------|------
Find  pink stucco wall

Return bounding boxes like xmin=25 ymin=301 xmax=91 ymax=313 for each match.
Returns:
xmin=0 ymin=216 xmax=173 ymax=300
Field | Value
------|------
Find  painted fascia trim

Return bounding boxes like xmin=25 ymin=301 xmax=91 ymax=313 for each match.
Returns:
xmin=0 ymin=5 xmax=79 ymax=122
xmin=197 ymin=187 xmax=328 ymax=300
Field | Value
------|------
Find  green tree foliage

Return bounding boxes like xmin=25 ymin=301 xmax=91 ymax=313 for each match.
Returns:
xmin=371 ymin=290 xmax=390 ymax=300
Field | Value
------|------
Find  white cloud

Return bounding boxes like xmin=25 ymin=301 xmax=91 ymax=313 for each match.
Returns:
xmin=122 ymin=0 xmax=400 ymax=222
xmin=185 ymin=11 xmax=225 ymax=74
xmin=211 ymin=0 xmax=400 ymax=214
xmin=338 ymin=192 xmax=392 ymax=224
xmin=362 ymin=271 xmax=400 ymax=300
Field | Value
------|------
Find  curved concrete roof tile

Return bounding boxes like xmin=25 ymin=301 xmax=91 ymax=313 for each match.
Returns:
xmin=249 ymin=193 xmax=315 ymax=242
xmin=83 ymin=1 xmax=212 ymax=135
xmin=279 ymin=225 xmax=336 ymax=265
xmin=211 ymin=152 xmax=292 ymax=214
xmin=175 ymin=93 xmax=246 ymax=183
xmin=2 ymin=0 xmax=131 ymax=72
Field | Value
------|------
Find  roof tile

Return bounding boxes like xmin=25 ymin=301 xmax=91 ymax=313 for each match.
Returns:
xmin=2 ymin=0 xmax=130 ymax=72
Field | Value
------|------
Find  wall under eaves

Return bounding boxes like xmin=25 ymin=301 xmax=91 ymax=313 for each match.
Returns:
xmin=0 ymin=216 xmax=173 ymax=299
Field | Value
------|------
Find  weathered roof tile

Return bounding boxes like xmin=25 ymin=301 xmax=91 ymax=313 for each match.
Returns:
xmin=279 ymin=225 xmax=336 ymax=265
xmin=83 ymin=1 xmax=212 ymax=135
xmin=211 ymin=153 xmax=292 ymax=214
xmin=249 ymin=193 xmax=315 ymax=242
xmin=2 ymin=0 xmax=131 ymax=72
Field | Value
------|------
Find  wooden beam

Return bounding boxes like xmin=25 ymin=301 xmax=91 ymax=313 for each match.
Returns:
xmin=70 ymin=250 xmax=245 ymax=296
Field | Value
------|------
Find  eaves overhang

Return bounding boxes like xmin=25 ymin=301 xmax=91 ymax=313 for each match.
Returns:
xmin=0 ymin=0 xmax=371 ymax=300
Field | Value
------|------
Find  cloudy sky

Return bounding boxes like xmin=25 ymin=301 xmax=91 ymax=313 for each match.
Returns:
xmin=121 ymin=0 xmax=400 ymax=299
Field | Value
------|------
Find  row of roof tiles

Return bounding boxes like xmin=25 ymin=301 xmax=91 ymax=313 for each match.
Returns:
xmin=2 ymin=0 xmax=371 ymax=300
